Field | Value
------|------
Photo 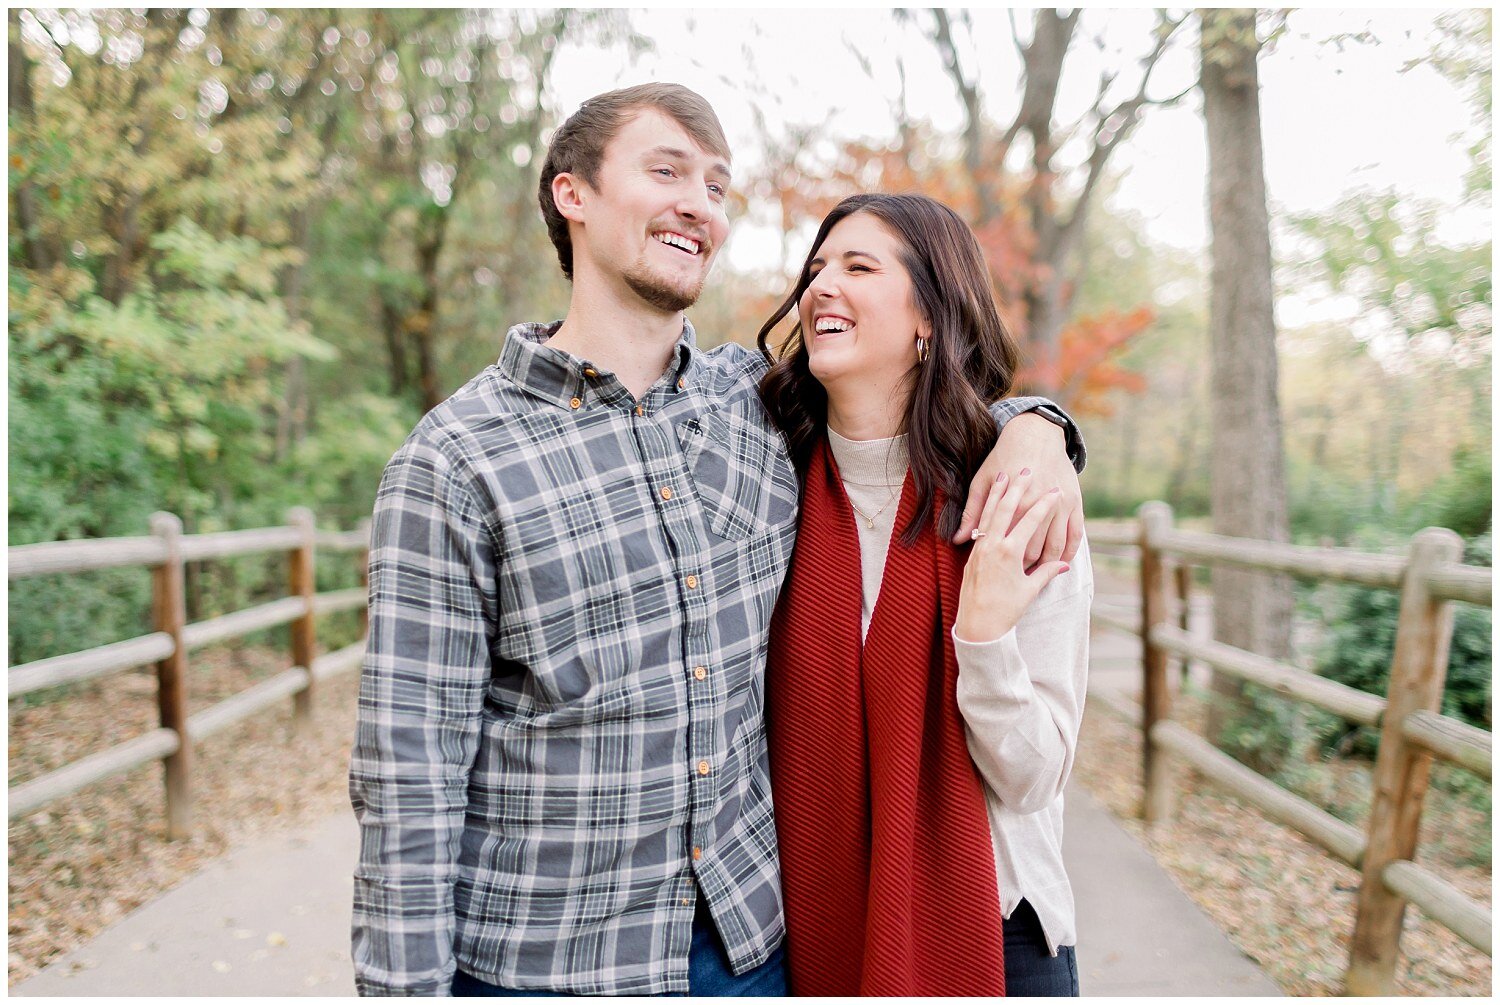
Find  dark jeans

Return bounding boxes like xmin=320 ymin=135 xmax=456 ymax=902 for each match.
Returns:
xmin=1005 ymin=898 xmax=1079 ymax=997
xmin=450 ymin=899 xmax=788 ymax=997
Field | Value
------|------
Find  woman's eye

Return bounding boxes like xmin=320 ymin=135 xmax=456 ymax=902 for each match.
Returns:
xmin=847 ymin=264 xmax=870 ymax=273
xmin=655 ymin=168 xmax=675 ymax=178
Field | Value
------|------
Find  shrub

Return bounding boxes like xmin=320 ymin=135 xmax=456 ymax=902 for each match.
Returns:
xmin=1313 ymin=531 xmax=1492 ymax=757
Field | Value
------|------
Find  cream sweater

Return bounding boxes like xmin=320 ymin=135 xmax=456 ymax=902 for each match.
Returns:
xmin=826 ymin=426 xmax=1093 ymax=955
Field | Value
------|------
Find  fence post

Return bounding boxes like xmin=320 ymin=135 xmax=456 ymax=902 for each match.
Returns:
xmin=149 ymin=512 xmax=192 ymax=839
xmin=1345 ymin=527 xmax=1464 ymax=995
xmin=357 ymin=517 xmax=372 ymax=638
xmin=1175 ymin=562 xmax=1194 ymax=684
xmin=1139 ymin=501 xmax=1176 ymax=824
xmin=287 ymin=507 xmax=318 ymax=734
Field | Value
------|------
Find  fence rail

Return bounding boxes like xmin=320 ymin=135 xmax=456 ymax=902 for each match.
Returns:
xmin=1092 ymin=504 xmax=1491 ymax=995
xmin=8 ymin=512 xmax=372 ymax=836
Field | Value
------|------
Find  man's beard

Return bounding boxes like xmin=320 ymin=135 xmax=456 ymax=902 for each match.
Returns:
xmin=623 ymin=255 xmax=706 ymax=313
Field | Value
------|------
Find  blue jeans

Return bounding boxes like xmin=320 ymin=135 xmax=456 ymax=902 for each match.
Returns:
xmin=450 ymin=900 xmax=789 ymax=997
xmin=1004 ymin=898 xmax=1079 ymax=996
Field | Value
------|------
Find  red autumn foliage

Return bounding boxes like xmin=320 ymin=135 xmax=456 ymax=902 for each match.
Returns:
xmin=757 ymin=125 xmax=1153 ymax=417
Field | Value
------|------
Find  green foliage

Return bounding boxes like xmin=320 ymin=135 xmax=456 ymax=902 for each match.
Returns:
xmin=1284 ymin=190 xmax=1490 ymax=368
xmin=1410 ymin=444 xmax=1492 ymax=539
xmin=1312 ymin=532 xmax=1493 ymax=759
xmin=1204 ymin=680 xmax=1326 ymax=778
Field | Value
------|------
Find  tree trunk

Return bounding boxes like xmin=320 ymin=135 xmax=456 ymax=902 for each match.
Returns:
xmin=1200 ymin=8 xmax=1295 ymax=754
xmin=9 ymin=24 xmax=53 ymax=273
xmin=413 ymin=216 xmax=448 ymax=414
xmin=381 ymin=298 xmax=411 ymax=399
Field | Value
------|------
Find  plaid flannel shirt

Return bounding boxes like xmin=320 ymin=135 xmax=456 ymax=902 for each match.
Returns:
xmin=349 ymin=319 xmax=1083 ymax=995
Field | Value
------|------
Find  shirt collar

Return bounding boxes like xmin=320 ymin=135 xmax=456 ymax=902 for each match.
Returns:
xmin=497 ymin=319 xmax=699 ymax=411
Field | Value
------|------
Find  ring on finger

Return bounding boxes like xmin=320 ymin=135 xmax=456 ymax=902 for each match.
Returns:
xmin=970 ymin=529 xmax=988 ymax=540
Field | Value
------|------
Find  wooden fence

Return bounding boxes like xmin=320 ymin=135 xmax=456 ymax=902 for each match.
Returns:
xmin=1088 ymin=503 xmax=1492 ymax=996
xmin=7 ymin=509 xmax=371 ymax=838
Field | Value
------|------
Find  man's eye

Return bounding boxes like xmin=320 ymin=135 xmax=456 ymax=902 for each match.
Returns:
xmin=708 ymin=183 xmax=726 ymax=198
xmin=654 ymin=168 xmax=675 ymax=178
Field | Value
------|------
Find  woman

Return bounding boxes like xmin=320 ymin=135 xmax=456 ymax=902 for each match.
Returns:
xmin=758 ymin=193 xmax=1092 ymax=996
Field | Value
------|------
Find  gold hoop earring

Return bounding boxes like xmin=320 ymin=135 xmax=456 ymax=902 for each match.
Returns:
xmin=916 ymin=336 xmax=930 ymax=364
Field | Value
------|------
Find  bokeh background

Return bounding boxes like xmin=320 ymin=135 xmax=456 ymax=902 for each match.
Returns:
xmin=7 ymin=8 xmax=1492 ymax=994
xmin=10 ymin=8 xmax=1489 ymax=614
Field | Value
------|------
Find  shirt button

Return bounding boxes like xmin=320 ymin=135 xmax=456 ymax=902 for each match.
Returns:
xmin=584 ymin=368 xmax=598 ymax=378
xmin=634 ymin=404 xmax=645 ymax=417
xmin=681 ymin=897 xmax=691 ymax=907
xmin=692 ymin=847 xmax=703 ymax=861
xmin=660 ymin=486 xmax=673 ymax=501
xmin=697 ymin=760 xmax=710 ymax=776
xmin=677 ymin=377 xmax=686 ymax=390
xmin=685 ymin=574 xmax=698 ymax=589
xmin=569 ymin=397 xmax=581 ymax=410
xmin=693 ymin=666 xmax=707 ymax=681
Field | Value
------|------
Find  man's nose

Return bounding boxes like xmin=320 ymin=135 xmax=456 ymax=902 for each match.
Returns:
xmin=675 ymin=183 xmax=712 ymax=221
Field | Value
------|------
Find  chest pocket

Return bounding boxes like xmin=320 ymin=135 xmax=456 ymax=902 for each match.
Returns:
xmin=676 ymin=406 xmax=794 ymax=542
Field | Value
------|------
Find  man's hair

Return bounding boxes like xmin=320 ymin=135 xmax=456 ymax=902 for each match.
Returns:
xmin=537 ymin=83 xmax=731 ymax=281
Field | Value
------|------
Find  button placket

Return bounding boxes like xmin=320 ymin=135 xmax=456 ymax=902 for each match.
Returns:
xmin=645 ymin=375 xmax=723 ymax=902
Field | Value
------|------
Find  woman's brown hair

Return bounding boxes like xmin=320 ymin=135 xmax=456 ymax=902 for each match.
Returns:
xmin=757 ymin=193 xmax=1021 ymax=544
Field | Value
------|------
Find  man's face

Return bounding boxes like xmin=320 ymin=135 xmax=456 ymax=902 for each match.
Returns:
xmin=569 ymin=108 xmax=732 ymax=313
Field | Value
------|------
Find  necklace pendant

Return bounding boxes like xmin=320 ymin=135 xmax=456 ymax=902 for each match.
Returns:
xmin=865 ymin=517 xmax=875 ymax=529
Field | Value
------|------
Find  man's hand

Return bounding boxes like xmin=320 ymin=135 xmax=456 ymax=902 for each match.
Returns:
xmin=954 ymin=413 xmax=1084 ymax=568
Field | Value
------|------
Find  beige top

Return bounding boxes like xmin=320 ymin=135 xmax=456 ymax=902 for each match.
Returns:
xmin=826 ymin=426 xmax=1093 ymax=954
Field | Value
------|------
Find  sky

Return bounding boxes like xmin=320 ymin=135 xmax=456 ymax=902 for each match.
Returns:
xmin=544 ymin=7 xmax=1487 ymax=300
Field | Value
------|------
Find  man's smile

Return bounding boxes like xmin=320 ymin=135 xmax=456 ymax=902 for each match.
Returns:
xmin=653 ymin=230 xmax=704 ymax=256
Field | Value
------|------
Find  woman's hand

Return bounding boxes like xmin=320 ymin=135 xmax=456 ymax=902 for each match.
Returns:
xmin=953 ymin=414 xmax=1083 ymax=571
xmin=954 ymin=470 xmax=1073 ymax=645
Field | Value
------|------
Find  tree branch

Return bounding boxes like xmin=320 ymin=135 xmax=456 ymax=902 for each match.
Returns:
xmin=929 ymin=8 xmax=997 ymax=223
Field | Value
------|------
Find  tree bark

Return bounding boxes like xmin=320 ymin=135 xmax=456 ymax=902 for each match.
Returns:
xmin=9 ymin=22 xmax=53 ymax=273
xmin=1200 ymin=8 xmax=1295 ymax=752
xmin=412 ymin=211 xmax=449 ymax=414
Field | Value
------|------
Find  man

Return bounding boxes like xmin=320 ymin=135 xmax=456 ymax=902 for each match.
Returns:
xmin=350 ymin=83 xmax=1086 ymax=996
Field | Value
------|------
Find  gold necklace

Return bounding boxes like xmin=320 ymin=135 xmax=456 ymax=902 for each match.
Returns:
xmin=847 ymin=488 xmax=899 ymax=529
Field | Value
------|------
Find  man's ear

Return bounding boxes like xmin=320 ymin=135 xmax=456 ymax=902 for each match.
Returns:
xmin=551 ymin=172 xmax=587 ymax=224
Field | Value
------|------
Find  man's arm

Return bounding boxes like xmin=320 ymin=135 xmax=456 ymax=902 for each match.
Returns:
xmin=954 ymin=397 xmax=1086 ymax=568
xmin=350 ymin=432 xmax=496 ymax=996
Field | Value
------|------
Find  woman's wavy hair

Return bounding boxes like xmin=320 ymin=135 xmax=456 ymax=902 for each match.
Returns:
xmin=757 ymin=193 xmax=1020 ymax=545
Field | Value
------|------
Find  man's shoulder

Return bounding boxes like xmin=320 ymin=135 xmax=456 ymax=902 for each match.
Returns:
xmin=691 ymin=338 xmax=771 ymax=404
xmin=393 ymin=365 xmax=535 ymax=470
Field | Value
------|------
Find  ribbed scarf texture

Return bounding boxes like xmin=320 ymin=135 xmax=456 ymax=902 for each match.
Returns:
xmin=766 ymin=436 xmax=1006 ymax=995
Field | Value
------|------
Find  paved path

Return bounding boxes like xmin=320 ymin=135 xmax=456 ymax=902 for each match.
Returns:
xmin=15 ymin=594 xmax=1281 ymax=997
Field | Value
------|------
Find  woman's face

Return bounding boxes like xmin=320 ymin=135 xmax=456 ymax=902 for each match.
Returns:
xmin=798 ymin=212 xmax=927 ymax=391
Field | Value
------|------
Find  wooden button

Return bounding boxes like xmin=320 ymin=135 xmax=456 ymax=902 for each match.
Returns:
xmin=634 ymin=405 xmax=645 ymax=417
xmin=692 ymin=847 xmax=703 ymax=861
xmin=677 ymin=377 xmax=686 ymax=390
xmin=681 ymin=897 xmax=691 ymax=906
xmin=693 ymin=666 xmax=707 ymax=681
xmin=584 ymin=368 xmax=598 ymax=378
xmin=660 ymin=486 xmax=673 ymax=500
xmin=697 ymin=760 xmax=710 ymax=776
xmin=685 ymin=575 xmax=698 ymax=589
xmin=569 ymin=397 xmax=581 ymax=409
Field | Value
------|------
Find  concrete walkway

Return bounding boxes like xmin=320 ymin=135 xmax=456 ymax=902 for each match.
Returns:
xmin=14 ymin=596 xmax=1281 ymax=997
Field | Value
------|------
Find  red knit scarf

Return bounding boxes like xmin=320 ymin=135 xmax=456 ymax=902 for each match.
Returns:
xmin=766 ymin=436 xmax=1006 ymax=996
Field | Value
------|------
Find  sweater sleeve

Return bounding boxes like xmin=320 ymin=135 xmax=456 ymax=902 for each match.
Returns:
xmin=953 ymin=538 xmax=1093 ymax=816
